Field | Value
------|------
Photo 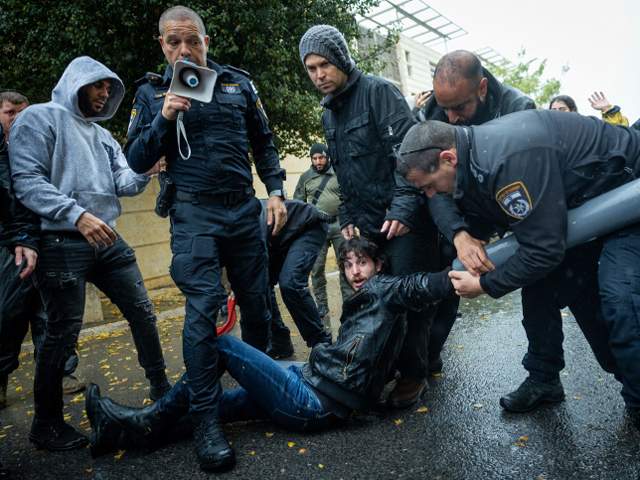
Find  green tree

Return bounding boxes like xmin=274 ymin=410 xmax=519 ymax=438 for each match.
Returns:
xmin=487 ymin=48 xmax=568 ymax=108
xmin=0 ymin=0 xmax=396 ymax=155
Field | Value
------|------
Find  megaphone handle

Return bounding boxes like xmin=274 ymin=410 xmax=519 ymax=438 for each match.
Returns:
xmin=176 ymin=111 xmax=191 ymax=161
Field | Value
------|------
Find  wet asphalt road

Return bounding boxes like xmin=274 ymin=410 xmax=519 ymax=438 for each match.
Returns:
xmin=1 ymin=274 xmax=639 ymax=479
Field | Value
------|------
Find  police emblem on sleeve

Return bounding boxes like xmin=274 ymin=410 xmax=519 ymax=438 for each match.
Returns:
xmin=495 ymin=182 xmax=532 ymax=219
xmin=221 ymin=83 xmax=240 ymax=94
xmin=127 ymin=108 xmax=137 ymax=133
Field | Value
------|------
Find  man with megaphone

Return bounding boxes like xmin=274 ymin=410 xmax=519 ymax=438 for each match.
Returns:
xmin=124 ymin=5 xmax=287 ymax=473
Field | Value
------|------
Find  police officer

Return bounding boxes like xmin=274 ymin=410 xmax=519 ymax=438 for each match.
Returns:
xmin=398 ymin=111 xmax=639 ymax=428
xmin=124 ymin=6 xmax=286 ymax=473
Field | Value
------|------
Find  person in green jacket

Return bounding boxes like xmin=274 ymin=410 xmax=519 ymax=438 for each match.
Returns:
xmin=294 ymin=143 xmax=351 ymax=320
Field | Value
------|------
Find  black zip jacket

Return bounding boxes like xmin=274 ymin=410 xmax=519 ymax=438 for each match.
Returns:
xmin=452 ymin=109 xmax=640 ymax=298
xmin=259 ymin=199 xmax=329 ymax=285
xmin=301 ymin=269 xmax=454 ymax=417
xmin=321 ymin=69 xmax=423 ymax=235
xmin=0 ymin=127 xmax=39 ymax=252
xmin=420 ymin=67 xmax=536 ymax=242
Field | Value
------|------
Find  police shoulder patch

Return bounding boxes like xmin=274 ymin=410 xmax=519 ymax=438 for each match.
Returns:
xmin=495 ymin=182 xmax=532 ymax=219
xmin=221 ymin=83 xmax=241 ymax=94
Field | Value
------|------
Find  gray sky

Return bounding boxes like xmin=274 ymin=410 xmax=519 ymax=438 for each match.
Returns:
xmin=422 ymin=0 xmax=639 ymax=123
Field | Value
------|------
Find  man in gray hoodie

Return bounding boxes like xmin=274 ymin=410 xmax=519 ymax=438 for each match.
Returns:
xmin=9 ymin=56 xmax=170 ymax=452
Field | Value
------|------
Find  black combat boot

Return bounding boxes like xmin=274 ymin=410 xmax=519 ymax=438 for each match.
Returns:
xmin=500 ymin=377 xmax=565 ymax=412
xmin=86 ymin=383 xmax=138 ymax=457
xmin=193 ymin=418 xmax=236 ymax=472
xmin=267 ymin=330 xmax=295 ymax=359
xmin=29 ymin=417 xmax=88 ymax=452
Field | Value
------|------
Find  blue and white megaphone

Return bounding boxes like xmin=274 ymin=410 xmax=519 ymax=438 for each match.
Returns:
xmin=170 ymin=59 xmax=218 ymax=160
xmin=170 ymin=59 xmax=217 ymax=103
xmin=452 ymin=178 xmax=640 ymax=271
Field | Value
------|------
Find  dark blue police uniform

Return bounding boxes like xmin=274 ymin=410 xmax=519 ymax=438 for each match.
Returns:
xmin=124 ymin=60 xmax=285 ymax=423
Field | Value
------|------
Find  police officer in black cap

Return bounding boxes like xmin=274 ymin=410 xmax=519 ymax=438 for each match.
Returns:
xmin=124 ymin=5 xmax=286 ymax=473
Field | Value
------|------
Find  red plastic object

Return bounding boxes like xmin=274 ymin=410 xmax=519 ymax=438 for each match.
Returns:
xmin=217 ymin=297 xmax=237 ymax=336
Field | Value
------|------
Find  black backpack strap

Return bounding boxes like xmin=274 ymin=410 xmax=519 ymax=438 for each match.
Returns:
xmin=311 ymin=174 xmax=332 ymax=206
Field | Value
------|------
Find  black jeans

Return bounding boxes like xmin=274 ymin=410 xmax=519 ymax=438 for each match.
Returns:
xmin=369 ymin=215 xmax=439 ymax=383
xmin=34 ymin=233 xmax=166 ymax=420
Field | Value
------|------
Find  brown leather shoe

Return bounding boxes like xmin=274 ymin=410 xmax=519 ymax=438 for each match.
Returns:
xmin=387 ymin=378 xmax=426 ymax=409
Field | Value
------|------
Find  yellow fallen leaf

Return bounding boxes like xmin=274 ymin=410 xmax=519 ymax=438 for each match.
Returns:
xmin=15 ymin=387 xmax=22 ymax=392
xmin=432 ymin=373 xmax=441 ymax=377
xmin=514 ymin=442 xmax=525 ymax=447
xmin=80 ymin=420 xmax=89 ymax=426
xmin=0 ymin=435 xmax=5 ymax=439
xmin=319 ymin=464 xmax=324 ymax=468
xmin=457 ymin=345 xmax=464 ymax=349
xmin=114 ymin=449 xmax=125 ymax=459
xmin=562 ymin=373 xmax=569 ymax=376
xmin=561 ymin=312 xmax=568 ymax=317
xmin=416 ymin=407 xmax=428 ymax=413
xmin=573 ymin=396 xmax=581 ymax=400
xmin=101 ymin=365 xmax=110 ymax=369
xmin=84 ymin=468 xmax=93 ymax=474
xmin=250 ymin=451 xmax=255 ymax=455
xmin=299 ymin=448 xmax=306 ymax=453
xmin=474 ymin=404 xmax=484 ymax=408
xmin=519 ymin=436 xmax=529 ymax=441
xmin=482 ymin=316 xmax=488 ymax=319
xmin=266 ymin=432 xmax=274 ymax=438
xmin=395 ymin=419 xmax=403 ymax=425
xmin=288 ymin=442 xmax=295 ymax=447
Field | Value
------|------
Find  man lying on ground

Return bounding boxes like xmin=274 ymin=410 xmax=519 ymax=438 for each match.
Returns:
xmin=86 ymin=235 xmax=455 ymax=472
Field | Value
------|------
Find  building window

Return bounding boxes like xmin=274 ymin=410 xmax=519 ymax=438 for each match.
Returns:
xmin=429 ymin=61 xmax=436 ymax=79
xmin=405 ymin=51 xmax=412 ymax=76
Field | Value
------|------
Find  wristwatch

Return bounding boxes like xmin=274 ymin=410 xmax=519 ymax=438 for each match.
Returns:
xmin=268 ymin=189 xmax=287 ymax=200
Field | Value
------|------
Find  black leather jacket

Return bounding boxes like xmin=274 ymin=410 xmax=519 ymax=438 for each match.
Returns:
xmin=0 ymin=126 xmax=39 ymax=252
xmin=321 ymin=69 xmax=423 ymax=235
xmin=302 ymin=270 xmax=453 ymax=417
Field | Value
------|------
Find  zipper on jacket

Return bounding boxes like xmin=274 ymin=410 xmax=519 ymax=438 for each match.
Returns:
xmin=343 ymin=337 xmax=360 ymax=380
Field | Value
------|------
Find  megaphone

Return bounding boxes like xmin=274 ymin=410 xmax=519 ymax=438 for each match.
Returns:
xmin=170 ymin=59 xmax=217 ymax=103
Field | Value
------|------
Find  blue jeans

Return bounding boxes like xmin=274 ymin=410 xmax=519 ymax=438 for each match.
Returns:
xmin=169 ymin=197 xmax=270 ymax=422
xmin=272 ymin=223 xmax=331 ymax=347
xmin=522 ymin=241 xmax=620 ymax=382
xmin=599 ymin=223 xmax=640 ymax=408
xmin=157 ymin=336 xmax=337 ymax=432
xmin=34 ymin=233 xmax=166 ymax=420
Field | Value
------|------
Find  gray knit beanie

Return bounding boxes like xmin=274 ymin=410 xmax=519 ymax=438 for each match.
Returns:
xmin=299 ymin=25 xmax=355 ymax=74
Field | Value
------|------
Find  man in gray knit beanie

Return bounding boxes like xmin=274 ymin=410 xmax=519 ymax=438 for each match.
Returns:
xmin=298 ymin=25 xmax=441 ymax=410
xmin=299 ymin=25 xmax=355 ymax=75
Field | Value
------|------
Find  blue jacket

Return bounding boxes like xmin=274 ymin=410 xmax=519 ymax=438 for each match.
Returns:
xmin=452 ymin=109 xmax=640 ymax=298
xmin=124 ymin=60 xmax=285 ymax=194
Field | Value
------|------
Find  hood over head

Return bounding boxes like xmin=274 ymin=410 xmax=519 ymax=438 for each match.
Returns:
xmin=51 ymin=56 xmax=125 ymax=122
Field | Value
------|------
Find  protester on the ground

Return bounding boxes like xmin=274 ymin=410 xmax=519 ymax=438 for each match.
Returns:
xmin=588 ymin=91 xmax=629 ymax=126
xmin=259 ymin=198 xmax=334 ymax=357
xmin=123 ymin=6 xmax=287 ymax=472
xmin=293 ymin=143 xmax=351 ymax=320
xmin=85 ymin=235 xmax=455 ymax=463
xmin=398 ymin=111 xmax=638 ymax=427
xmin=9 ymin=56 xmax=171 ymax=452
xmin=416 ymin=50 xmax=540 ymax=381
xmin=298 ymin=24 xmax=440 ymax=409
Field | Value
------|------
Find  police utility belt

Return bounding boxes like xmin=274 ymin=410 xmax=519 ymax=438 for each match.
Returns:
xmin=155 ymin=171 xmax=252 ymax=218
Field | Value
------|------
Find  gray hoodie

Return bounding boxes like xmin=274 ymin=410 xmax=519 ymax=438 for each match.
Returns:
xmin=9 ymin=56 xmax=151 ymax=232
